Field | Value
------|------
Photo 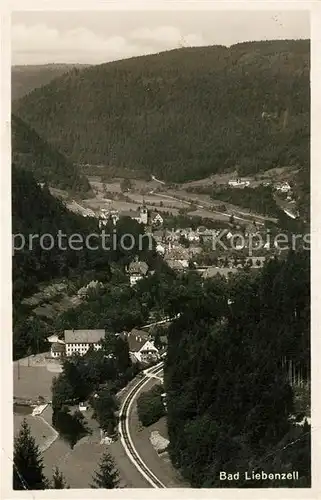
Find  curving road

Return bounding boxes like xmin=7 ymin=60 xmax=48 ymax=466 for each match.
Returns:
xmin=118 ymin=362 xmax=166 ymax=488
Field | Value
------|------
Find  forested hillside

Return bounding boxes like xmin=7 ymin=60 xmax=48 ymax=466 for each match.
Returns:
xmin=13 ymin=40 xmax=309 ymax=182
xmin=12 ymin=165 xmax=154 ymax=300
xmin=12 ymin=114 xmax=91 ymax=194
xmin=12 ymin=165 xmax=99 ymax=302
xmin=12 ymin=165 xmax=155 ymax=358
xmin=164 ymin=252 xmax=310 ymax=487
xmin=12 ymin=63 xmax=91 ymax=100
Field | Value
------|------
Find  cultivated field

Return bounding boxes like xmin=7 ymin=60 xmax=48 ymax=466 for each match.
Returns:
xmin=51 ymin=172 xmax=282 ymax=227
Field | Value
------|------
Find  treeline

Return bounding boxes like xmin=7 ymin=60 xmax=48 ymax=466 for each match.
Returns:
xmin=186 ymin=185 xmax=279 ymax=217
xmin=164 ymin=250 xmax=310 ymax=487
xmin=12 ymin=114 xmax=91 ymax=194
xmin=13 ymin=40 xmax=309 ymax=183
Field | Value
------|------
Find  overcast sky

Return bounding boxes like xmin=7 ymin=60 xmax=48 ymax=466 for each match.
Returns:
xmin=12 ymin=10 xmax=310 ymax=65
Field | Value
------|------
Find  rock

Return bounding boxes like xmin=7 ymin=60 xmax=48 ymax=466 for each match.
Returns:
xmin=149 ymin=431 xmax=169 ymax=454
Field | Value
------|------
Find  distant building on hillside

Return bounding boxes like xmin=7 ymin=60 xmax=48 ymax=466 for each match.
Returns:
xmin=165 ymin=259 xmax=189 ymax=272
xmin=64 ymin=329 xmax=105 ymax=356
xmin=228 ymin=178 xmax=250 ymax=188
xmin=164 ymin=241 xmax=189 ymax=260
xmin=150 ymin=212 xmax=164 ymax=226
xmin=98 ymin=208 xmax=109 ymax=228
xmin=127 ymin=258 xmax=149 ymax=286
xmin=139 ymin=203 xmax=148 ymax=225
xmin=275 ymin=181 xmax=291 ymax=193
xmin=156 ymin=243 xmax=165 ymax=255
xmin=261 ymin=111 xmax=278 ymax=120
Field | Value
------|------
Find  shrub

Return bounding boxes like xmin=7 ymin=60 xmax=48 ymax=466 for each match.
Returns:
xmin=137 ymin=384 xmax=165 ymax=427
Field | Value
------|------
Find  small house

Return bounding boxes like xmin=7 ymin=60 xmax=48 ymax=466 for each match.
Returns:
xmin=50 ymin=342 xmax=66 ymax=358
xmin=150 ymin=212 xmax=164 ymax=226
xmin=47 ymin=335 xmax=66 ymax=358
xmin=127 ymin=259 xmax=149 ymax=286
xmin=119 ymin=329 xmax=160 ymax=364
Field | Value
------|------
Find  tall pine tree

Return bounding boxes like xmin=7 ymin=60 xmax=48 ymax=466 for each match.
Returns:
xmin=51 ymin=467 xmax=69 ymax=489
xmin=91 ymin=451 xmax=119 ymax=489
xmin=13 ymin=419 xmax=47 ymax=490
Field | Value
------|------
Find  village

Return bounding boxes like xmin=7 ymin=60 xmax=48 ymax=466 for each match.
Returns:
xmin=47 ymin=170 xmax=297 ymax=284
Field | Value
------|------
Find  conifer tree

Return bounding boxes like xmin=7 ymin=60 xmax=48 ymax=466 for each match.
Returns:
xmin=13 ymin=419 xmax=47 ymax=490
xmin=91 ymin=451 xmax=119 ymax=489
xmin=51 ymin=467 xmax=69 ymax=489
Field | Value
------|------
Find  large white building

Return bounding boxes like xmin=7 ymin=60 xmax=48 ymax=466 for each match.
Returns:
xmin=64 ymin=329 xmax=105 ymax=357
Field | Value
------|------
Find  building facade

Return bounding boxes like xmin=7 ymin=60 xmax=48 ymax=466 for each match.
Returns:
xmin=64 ymin=329 xmax=105 ymax=356
xmin=127 ymin=259 xmax=149 ymax=287
xmin=119 ymin=329 xmax=159 ymax=364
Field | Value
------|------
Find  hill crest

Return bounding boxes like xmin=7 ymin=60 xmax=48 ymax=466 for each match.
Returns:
xmin=13 ymin=40 xmax=309 ymax=183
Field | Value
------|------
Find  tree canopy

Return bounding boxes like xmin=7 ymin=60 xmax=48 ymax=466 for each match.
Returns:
xmin=91 ymin=451 xmax=119 ymax=489
xmin=164 ymin=251 xmax=310 ymax=487
xmin=13 ymin=419 xmax=48 ymax=490
xmin=13 ymin=40 xmax=309 ymax=183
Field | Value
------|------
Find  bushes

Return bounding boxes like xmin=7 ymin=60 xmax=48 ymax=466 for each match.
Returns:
xmin=52 ymin=407 xmax=90 ymax=448
xmin=137 ymin=385 xmax=165 ymax=427
xmin=91 ymin=389 xmax=118 ymax=435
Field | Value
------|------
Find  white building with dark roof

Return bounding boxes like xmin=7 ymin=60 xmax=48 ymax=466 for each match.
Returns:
xmin=51 ymin=342 xmax=66 ymax=358
xmin=150 ymin=212 xmax=164 ymax=226
xmin=47 ymin=334 xmax=66 ymax=358
xmin=119 ymin=329 xmax=159 ymax=364
xmin=64 ymin=329 xmax=105 ymax=357
xmin=127 ymin=258 xmax=149 ymax=286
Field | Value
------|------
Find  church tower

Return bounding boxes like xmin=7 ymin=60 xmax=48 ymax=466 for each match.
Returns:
xmin=140 ymin=200 xmax=148 ymax=225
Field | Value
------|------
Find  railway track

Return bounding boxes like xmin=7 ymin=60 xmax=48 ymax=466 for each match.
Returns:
xmin=118 ymin=363 xmax=166 ymax=488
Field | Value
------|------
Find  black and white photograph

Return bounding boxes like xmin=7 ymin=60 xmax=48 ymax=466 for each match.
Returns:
xmin=3 ymin=1 xmax=313 ymax=493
